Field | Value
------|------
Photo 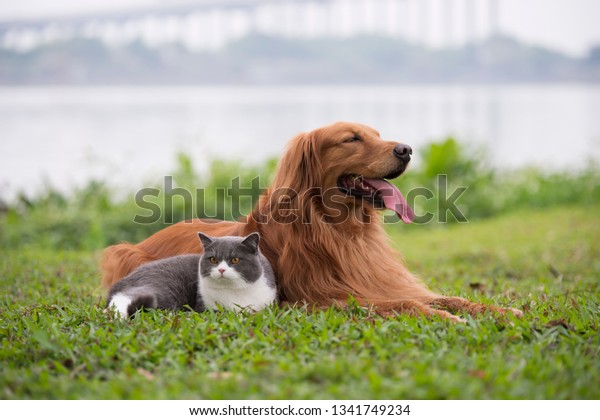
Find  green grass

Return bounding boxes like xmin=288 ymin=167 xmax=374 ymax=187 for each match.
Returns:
xmin=1 ymin=205 xmax=599 ymax=399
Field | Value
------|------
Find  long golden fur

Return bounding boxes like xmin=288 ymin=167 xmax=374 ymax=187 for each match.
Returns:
xmin=102 ymin=122 xmax=521 ymax=322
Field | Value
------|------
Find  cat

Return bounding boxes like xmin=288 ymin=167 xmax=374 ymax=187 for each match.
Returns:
xmin=106 ymin=232 xmax=277 ymax=318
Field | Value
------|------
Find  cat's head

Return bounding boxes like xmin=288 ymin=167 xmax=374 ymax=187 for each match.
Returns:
xmin=198 ymin=232 xmax=262 ymax=285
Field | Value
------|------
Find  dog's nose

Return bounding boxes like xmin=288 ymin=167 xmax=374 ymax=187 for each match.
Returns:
xmin=393 ymin=143 xmax=413 ymax=160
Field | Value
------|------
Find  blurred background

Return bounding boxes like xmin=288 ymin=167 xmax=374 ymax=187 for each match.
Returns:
xmin=1 ymin=0 xmax=600 ymax=197
xmin=1 ymin=0 xmax=600 ymax=248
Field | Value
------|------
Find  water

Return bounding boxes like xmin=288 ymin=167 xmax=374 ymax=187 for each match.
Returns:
xmin=1 ymin=84 xmax=600 ymax=198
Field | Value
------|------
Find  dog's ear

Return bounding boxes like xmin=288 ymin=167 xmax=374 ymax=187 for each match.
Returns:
xmin=275 ymin=131 xmax=322 ymax=191
xmin=299 ymin=132 xmax=321 ymax=190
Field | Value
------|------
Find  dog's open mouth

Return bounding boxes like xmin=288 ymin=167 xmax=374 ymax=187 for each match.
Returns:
xmin=337 ymin=175 xmax=415 ymax=223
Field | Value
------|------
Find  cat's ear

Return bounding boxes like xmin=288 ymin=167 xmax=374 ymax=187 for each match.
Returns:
xmin=241 ymin=232 xmax=260 ymax=254
xmin=198 ymin=232 xmax=213 ymax=249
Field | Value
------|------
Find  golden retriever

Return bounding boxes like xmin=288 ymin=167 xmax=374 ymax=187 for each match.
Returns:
xmin=101 ymin=122 xmax=521 ymax=322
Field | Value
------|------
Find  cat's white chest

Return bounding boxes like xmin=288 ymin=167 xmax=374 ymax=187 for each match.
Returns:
xmin=199 ymin=272 xmax=276 ymax=311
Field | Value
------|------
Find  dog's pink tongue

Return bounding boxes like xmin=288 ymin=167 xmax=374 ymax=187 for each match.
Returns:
xmin=363 ymin=178 xmax=414 ymax=224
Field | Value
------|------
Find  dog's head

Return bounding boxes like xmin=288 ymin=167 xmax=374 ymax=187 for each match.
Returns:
xmin=274 ymin=122 xmax=414 ymax=223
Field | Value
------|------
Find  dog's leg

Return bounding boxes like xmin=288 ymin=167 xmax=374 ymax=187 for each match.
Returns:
xmin=401 ymin=300 xmax=467 ymax=323
xmin=431 ymin=296 xmax=523 ymax=318
xmin=313 ymin=299 xmax=467 ymax=323
xmin=373 ymin=300 xmax=467 ymax=323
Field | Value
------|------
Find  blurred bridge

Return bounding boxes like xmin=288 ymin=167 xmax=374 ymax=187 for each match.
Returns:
xmin=0 ymin=0 xmax=501 ymax=51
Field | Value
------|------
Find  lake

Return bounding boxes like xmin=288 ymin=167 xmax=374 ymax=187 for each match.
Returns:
xmin=1 ymin=84 xmax=600 ymax=199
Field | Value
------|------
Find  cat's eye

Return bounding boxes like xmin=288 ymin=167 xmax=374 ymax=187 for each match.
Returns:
xmin=231 ymin=257 xmax=240 ymax=264
xmin=209 ymin=256 xmax=218 ymax=264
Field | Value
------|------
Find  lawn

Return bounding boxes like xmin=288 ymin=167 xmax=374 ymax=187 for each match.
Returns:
xmin=1 ymin=205 xmax=599 ymax=399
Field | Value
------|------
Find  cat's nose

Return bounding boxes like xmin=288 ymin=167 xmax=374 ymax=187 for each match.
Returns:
xmin=218 ymin=268 xmax=226 ymax=274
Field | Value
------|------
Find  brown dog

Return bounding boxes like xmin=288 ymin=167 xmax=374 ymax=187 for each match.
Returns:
xmin=102 ymin=122 xmax=521 ymax=322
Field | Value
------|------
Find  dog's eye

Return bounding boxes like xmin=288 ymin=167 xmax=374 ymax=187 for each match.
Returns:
xmin=344 ymin=136 xmax=361 ymax=143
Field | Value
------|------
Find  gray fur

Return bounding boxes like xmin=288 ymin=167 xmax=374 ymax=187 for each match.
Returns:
xmin=106 ymin=254 xmax=203 ymax=316
xmin=106 ymin=232 xmax=277 ymax=317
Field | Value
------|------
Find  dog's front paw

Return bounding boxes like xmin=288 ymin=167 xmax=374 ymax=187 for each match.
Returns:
xmin=451 ymin=315 xmax=468 ymax=324
xmin=508 ymin=307 xmax=523 ymax=318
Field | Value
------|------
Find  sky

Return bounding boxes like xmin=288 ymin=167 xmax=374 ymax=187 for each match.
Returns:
xmin=0 ymin=0 xmax=599 ymax=56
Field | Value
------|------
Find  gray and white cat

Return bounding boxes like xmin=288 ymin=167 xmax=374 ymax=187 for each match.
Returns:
xmin=106 ymin=232 xmax=277 ymax=318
